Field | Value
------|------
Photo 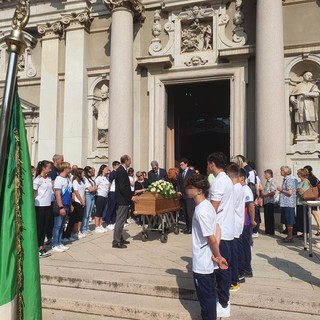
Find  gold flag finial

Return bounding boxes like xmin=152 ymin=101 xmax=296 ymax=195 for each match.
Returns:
xmin=12 ymin=0 xmax=30 ymax=31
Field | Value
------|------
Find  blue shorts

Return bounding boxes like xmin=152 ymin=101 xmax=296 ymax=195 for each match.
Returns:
xmin=281 ymin=207 xmax=295 ymax=225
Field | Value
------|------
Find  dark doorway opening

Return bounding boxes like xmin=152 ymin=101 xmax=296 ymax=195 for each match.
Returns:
xmin=166 ymin=80 xmax=230 ymax=175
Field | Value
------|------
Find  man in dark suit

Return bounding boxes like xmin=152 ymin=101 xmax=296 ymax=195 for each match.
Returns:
xmin=113 ymin=154 xmax=135 ymax=249
xmin=177 ymin=158 xmax=196 ymax=234
xmin=147 ymin=160 xmax=168 ymax=183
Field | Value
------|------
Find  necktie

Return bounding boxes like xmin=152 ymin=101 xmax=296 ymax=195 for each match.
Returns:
xmin=155 ymin=171 xmax=159 ymax=180
xmin=182 ymin=171 xmax=186 ymax=179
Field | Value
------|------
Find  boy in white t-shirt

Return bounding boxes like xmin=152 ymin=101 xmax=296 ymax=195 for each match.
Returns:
xmin=226 ymin=163 xmax=244 ymax=292
xmin=207 ymin=152 xmax=234 ymax=318
xmin=238 ymin=168 xmax=256 ymax=282
xmin=185 ymin=174 xmax=228 ymax=320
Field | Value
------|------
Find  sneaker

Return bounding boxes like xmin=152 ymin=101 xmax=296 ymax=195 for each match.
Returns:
xmin=52 ymin=246 xmax=65 ymax=253
xmin=62 ymin=238 xmax=71 ymax=244
xmin=99 ymin=225 xmax=107 ymax=232
xmin=68 ymin=235 xmax=78 ymax=242
xmin=59 ymin=244 xmax=70 ymax=251
xmin=39 ymin=249 xmax=51 ymax=258
xmin=126 ymin=218 xmax=134 ymax=224
xmin=230 ymin=283 xmax=240 ymax=292
xmin=252 ymin=232 xmax=259 ymax=238
xmin=82 ymin=230 xmax=93 ymax=236
xmin=78 ymin=232 xmax=87 ymax=239
xmin=124 ymin=223 xmax=129 ymax=228
xmin=217 ymin=301 xmax=231 ymax=318
xmin=107 ymin=224 xmax=115 ymax=231
xmin=95 ymin=227 xmax=105 ymax=233
xmin=238 ymin=274 xmax=245 ymax=283
xmin=71 ymin=233 xmax=79 ymax=240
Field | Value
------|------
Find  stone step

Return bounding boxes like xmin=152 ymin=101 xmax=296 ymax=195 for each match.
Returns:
xmin=40 ymin=259 xmax=320 ymax=315
xmin=41 ymin=284 xmax=201 ymax=320
xmin=40 ymin=261 xmax=196 ymax=300
xmin=43 ymin=305 xmax=320 ymax=320
xmin=43 ymin=309 xmax=125 ymax=320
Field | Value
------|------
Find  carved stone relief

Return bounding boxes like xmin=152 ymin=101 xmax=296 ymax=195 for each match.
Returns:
xmin=148 ymin=2 xmax=247 ymax=67
xmin=289 ymin=71 xmax=320 ymax=142
xmin=184 ymin=55 xmax=208 ymax=67
xmin=92 ymin=82 xmax=110 ymax=147
xmin=181 ymin=19 xmax=212 ymax=53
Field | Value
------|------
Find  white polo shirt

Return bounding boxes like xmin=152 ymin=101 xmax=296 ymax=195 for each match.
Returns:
xmin=233 ymin=183 xmax=245 ymax=238
xmin=192 ymin=199 xmax=218 ymax=274
xmin=209 ymin=171 xmax=234 ymax=240
xmin=33 ymin=176 xmax=52 ymax=207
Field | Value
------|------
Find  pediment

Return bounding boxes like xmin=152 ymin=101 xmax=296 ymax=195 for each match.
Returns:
xmin=0 ymin=97 xmax=39 ymax=117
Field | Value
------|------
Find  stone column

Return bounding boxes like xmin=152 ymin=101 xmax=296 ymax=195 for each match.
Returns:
xmin=255 ymin=1 xmax=286 ymax=179
xmin=104 ymin=0 xmax=144 ymax=163
xmin=61 ymin=10 xmax=92 ymax=166
xmin=37 ymin=22 xmax=62 ymax=161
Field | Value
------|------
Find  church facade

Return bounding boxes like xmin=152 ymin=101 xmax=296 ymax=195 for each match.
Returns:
xmin=0 ymin=0 xmax=320 ymax=178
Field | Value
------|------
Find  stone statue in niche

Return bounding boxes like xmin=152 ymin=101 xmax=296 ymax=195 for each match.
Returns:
xmin=181 ymin=19 xmax=212 ymax=53
xmin=93 ymin=84 xmax=109 ymax=145
xmin=290 ymin=71 xmax=320 ymax=139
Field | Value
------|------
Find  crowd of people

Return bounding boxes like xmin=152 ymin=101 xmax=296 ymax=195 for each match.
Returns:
xmin=32 ymin=151 xmax=320 ymax=319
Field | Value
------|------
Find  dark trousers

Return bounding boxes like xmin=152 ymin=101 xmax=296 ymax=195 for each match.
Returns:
xmin=239 ymin=225 xmax=252 ymax=275
xmin=231 ymin=237 xmax=239 ymax=285
xmin=113 ymin=205 xmax=129 ymax=244
xmin=193 ymin=272 xmax=217 ymax=320
xmin=181 ymin=198 xmax=195 ymax=229
xmin=35 ymin=206 xmax=52 ymax=247
xmin=264 ymin=203 xmax=275 ymax=235
xmin=215 ymin=240 xmax=232 ymax=307
xmin=252 ymin=206 xmax=261 ymax=234
xmin=63 ymin=204 xmax=76 ymax=238
xmin=104 ymin=191 xmax=116 ymax=224
xmin=294 ymin=205 xmax=310 ymax=234
xmin=46 ymin=201 xmax=54 ymax=240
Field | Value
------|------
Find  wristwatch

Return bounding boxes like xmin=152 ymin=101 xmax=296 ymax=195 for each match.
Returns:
xmin=59 ymin=206 xmax=64 ymax=209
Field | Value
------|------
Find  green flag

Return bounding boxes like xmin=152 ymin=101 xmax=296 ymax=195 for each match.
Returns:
xmin=0 ymin=90 xmax=42 ymax=319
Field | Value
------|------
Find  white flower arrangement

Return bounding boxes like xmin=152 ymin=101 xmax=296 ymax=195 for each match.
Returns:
xmin=147 ymin=180 xmax=177 ymax=198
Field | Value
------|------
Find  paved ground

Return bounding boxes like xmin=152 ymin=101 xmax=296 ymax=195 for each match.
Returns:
xmin=40 ymin=215 xmax=320 ymax=319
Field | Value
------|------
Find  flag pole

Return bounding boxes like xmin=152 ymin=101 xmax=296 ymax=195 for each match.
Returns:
xmin=0 ymin=0 xmax=29 ymax=189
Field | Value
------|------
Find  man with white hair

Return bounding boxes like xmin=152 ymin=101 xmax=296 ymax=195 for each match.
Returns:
xmin=147 ymin=160 xmax=168 ymax=183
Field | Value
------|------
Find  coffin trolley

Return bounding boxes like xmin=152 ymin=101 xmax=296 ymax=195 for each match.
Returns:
xmin=133 ymin=192 xmax=180 ymax=243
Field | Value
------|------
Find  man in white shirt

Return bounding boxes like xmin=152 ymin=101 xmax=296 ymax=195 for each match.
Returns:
xmin=185 ymin=174 xmax=227 ymax=320
xmin=207 ymin=152 xmax=234 ymax=318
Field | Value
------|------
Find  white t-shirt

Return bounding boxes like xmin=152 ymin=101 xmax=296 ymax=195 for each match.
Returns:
xmin=192 ymin=199 xmax=218 ymax=274
xmin=54 ymin=175 xmax=72 ymax=206
xmin=243 ymin=184 xmax=254 ymax=226
xmin=84 ymin=177 xmax=96 ymax=192
xmin=73 ymin=180 xmax=86 ymax=204
xmin=129 ymin=176 xmax=135 ymax=192
xmin=233 ymin=183 xmax=245 ymax=238
xmin=33 ymin=176 xmax=52 ymax=207
xmin=95 ymin=175 xmax=110 ymax=198
xmin=209 ymin=171 xmax=234 ymax=240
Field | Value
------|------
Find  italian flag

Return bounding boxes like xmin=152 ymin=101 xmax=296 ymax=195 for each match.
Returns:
xmin=0 ymin=91 xmax=42 ymax=319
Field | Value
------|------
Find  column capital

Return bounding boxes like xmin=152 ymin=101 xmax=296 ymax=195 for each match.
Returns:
xmin=61 ymin=9 xmax=93 ymax=32
xmin=37 ymin=21 xmax=63 ymax=39
xmin=103 ymin=0 xmax=145 ymax=22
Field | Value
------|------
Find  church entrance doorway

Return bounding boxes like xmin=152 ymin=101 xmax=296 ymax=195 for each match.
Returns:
xmin=166 ymin=80 xmax=230 ymax=175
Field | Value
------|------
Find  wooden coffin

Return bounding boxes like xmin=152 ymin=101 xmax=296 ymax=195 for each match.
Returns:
xmin=134 ymin=192 xmax=180 ymax=215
